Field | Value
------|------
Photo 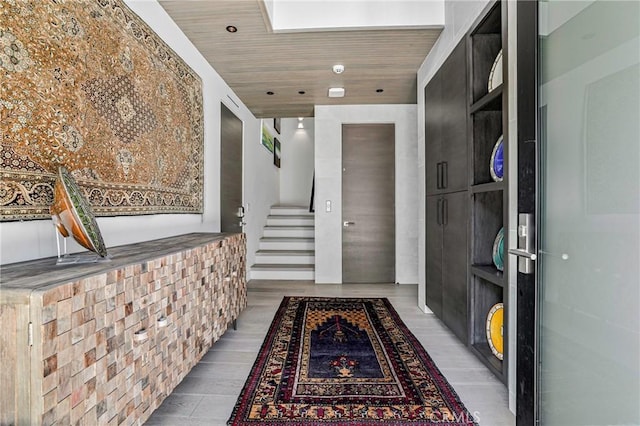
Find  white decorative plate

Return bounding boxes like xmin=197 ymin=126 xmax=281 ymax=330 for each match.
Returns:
xmin=488 ymin=49 xmax=503 ymax=92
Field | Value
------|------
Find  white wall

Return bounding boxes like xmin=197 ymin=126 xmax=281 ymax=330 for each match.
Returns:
xmin=279 ymin=118 xmax=315 ymax=206
xmin=314 ymin=105 xmax=418 ymax=284
xmin=0 ymin=0 xmax=278 ymax=269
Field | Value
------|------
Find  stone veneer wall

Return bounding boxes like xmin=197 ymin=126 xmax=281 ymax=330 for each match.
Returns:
xmin=14 ymin=233 xmax=245 ymax=425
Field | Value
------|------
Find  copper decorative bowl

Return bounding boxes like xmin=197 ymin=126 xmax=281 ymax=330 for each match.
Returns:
xmin=50 ymin=166 xmax=108 ymax=257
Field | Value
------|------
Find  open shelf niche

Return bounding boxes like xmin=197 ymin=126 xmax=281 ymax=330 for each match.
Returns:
xmin=467 ymin=0 xmax=508 ymax=383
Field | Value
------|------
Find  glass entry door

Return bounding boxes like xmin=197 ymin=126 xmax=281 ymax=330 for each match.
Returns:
xmin=537 ymin=1 xmax=640 ymax=424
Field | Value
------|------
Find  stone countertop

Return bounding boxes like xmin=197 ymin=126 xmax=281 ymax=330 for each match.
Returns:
xmin=0 ymin=233 xmax=235 ymax=292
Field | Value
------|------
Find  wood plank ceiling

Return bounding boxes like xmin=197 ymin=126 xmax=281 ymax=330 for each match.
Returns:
xmin=159 ymin=0 xmax=442 ymax=118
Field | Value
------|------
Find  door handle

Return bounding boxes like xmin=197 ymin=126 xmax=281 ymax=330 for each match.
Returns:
xmin=436 ymin=199 xmax=442 ymax=225
xmin=442 ymin=161 xmax=448 ymax=189
xmin=508 ymin=213 xmax=536 ymax=274
xmin=442 ymin=198 xmax=448 ymax=226
xmin=343 ymin=221 xmax=355 ymax=227
xmin=436 ymin=162 xmax=443 ymax=189
xmin=508 ymin=248 xmax=537 ymax=261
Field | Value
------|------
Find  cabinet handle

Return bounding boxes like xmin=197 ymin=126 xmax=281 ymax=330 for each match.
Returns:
xmin=442 ymin=161 xmax=448 ymax=189
xmin=436 ymin=162 xmax=443 ymax=189
xmin=157 ymin=316 xmax=168 ymax=328
xmin=442 ymin=198 xmax=448 ymax=226
xmin=436 ymin=198 xmax=443 ymax=225
xmin=134 ymin=329 xmax=148 ymax=342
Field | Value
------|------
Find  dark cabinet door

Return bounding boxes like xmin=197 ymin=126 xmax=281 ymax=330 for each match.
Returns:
xmin=441 ymin=38 xmax=468 ymax=193
xmin=220 ymin=103 xmax=243 ymax=233
xmin=442 ymin=191 xmax=469 ymax=342
xmin=425 ymin=195 xmax=443 ymax=317
xmin=425 ymin=75 xmax=442 ymax=196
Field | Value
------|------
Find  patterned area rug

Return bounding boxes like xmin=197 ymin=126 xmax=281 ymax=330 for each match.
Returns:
xmin=1 ymin=0 xmax=203 ymax=220
xmin=228 ymin=297 xmax=477 ymax=425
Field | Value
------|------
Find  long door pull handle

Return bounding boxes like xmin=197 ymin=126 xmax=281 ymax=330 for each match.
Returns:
xmin=442 ymin=198 xmax=448 ymax=226
xmin=436 ymin=199 xmax=442 ymax=226
xmin=442 ymin=161 xmax=448 ymax=189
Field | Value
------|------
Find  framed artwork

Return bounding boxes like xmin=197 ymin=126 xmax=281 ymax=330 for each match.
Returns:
xmin=274 ymin=138 xmax=281 ymax=168
xmin=273 ymin=118 xmax=281 ymax=134
xmin=261 ymin=122 xmax=274 ymax=153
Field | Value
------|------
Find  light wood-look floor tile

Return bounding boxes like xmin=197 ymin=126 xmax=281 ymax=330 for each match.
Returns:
xmin=146 ymin=281 xmax=515 ymax=425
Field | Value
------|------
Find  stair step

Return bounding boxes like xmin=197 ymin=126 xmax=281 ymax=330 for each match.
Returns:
xmin=256 ymin=250 xmax=315 ymax=264
xmin=251 ymin=205 xmax=316 ymax=280
xmin=250 ymin=264 xmax=315 ymax=280
xmin=270 ymin=206 xmax=313 ymax=216
xmin=266 ymin=215 xmax=315 ymax=226
xmin=263 ymin=226 xmax=314 ymax=238
xmin=259 ymin=237 xmax=314 ymax=251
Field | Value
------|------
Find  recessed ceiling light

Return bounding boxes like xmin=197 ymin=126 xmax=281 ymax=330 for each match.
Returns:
xmin=226 ymin=25 xmax=238 ymax=33
xmin=328 ymin=87 xmax=345 ymax=98
xmin=332 ymin=64 xmax=345 ymax=74
xmin=266 ymin=91 xmax=274 ymax=95
xmin=376 ymin=89 xmax=384 ymax=93
xmin=298 ymin=90 xmax=306 ymax=95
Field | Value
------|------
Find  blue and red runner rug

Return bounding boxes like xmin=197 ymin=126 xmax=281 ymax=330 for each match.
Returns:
xmin=228 ymin=297 xmax=477 ymax=425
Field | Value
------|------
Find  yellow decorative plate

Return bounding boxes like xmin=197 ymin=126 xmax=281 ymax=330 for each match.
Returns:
xmin=486 ymin=302 xmax=504 ymax=360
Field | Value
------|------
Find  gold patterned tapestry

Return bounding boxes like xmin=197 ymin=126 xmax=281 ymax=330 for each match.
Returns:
xmin=0 ymin=0 xmax=204 ymax=221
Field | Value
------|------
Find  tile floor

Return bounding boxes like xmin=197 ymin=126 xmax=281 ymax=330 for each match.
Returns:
xmin=145 ymin=281 xmax=515 ymax=425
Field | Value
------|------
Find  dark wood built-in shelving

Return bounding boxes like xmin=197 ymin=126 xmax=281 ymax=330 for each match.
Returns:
xmin=470 ymin=86 xmax=503 ymax=114
xmin=423 ymin=0 xmax=508 ymax=385
xmin=471 ymin=343 xmax=504 ymax=376
xmin=471 ymin=265 xmax=504 ymax=287
xmin=467 ymin=0 xmax=508 ymax=384
xmin=471 ymin=181 xmax=504 ymax=193
xmin=423 ymin=36 xmax=469 ymax=345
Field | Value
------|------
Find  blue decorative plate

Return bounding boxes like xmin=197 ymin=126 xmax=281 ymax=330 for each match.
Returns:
xmin=490 ymin=135 xmax=504 ymax=182
xmin=492 ymin=227 xmax=504 ymax=271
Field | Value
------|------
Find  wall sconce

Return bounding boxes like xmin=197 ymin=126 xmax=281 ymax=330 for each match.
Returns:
xmin=297 ymin=117 xmax=304 ymax=129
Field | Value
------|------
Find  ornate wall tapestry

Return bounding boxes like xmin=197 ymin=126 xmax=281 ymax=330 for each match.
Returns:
xmin=0 ymin=0 xmax=204 ymax=221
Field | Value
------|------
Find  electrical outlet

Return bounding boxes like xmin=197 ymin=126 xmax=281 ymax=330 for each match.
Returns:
xmin=325 ymin=200 xmax=331 ymax=212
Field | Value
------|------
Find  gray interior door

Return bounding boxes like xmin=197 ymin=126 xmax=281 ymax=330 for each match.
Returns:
xmin=342 ymin=124 xmax=395 ymax=283
xmin=220 ymin=103 xmax=243 ymax=233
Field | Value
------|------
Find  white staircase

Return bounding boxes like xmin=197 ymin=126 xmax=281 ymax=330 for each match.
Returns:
xmin=250 ymin=206 xmax=315 ymax=280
